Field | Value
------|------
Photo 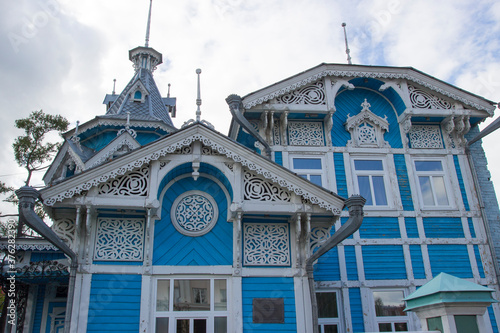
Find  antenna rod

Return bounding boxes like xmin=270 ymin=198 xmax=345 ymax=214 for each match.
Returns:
xmin=145 ymin=0 xmax=153 ymax=47
xmin=342 ymin=22 xmax=352 ymax=65
xmin=196 ymin=69 xmax=202 ymax=122
xmin=112 ymin=79 xmax=116 ymax=95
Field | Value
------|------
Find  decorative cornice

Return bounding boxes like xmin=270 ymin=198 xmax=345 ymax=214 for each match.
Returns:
xmin=41 ymin=126 xmax=343 ymax=215
xmin=0 ymin=243 xmax=59 ymax=251
xmin=242 ymin=68 xmax=495 ymax=114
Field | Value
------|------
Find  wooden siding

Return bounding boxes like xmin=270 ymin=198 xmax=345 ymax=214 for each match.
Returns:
xmin=405 ymin=217 xmax=419 ymax=238
xmin=409 ymin=245 xmax=426 ymax=279
xmin=362 ymin=245 xmax=407 ymax=280
xmin=242 ymin=277 xmax=296 ymax=332
xmin=468 ymin=217 xmax=477 ymax=238
xmin=153 ymin=177 xmax=232 ymax=265
xmin=454 ymin=155 xmax=470 ymax=211
xmin=489 ymin=306 xmax=499 ymax=333
xmin=349 ymin=288 xmax=365 ymax=333
xmin=394 ymin=154 xmax=414 ymax=211
xmin=87 ymin=274 xmax=141 ymax=332
xmin=427 ymin=245 xmax=473 ymax=278
xmin=334 ymin=153 xmax=348 ymax=198
xmin=32 ymin=286 xmax=45 ymax=333
xmin=274 ymin=151 xmax=283 ymax=166
xmin=423 ymin=217 xmax=465 ymax=238
xmin=30 ymin=252 xmax=66 ymax=262
xmin=314 ymin=247 xmax=341 ymax=281
xmin=474 ymin=245 xmax=486 ymax=278
xmin=359 ymin=217 xmax=400 ymax=239
xmin=344 ymin=246 xmax=358 ymax=280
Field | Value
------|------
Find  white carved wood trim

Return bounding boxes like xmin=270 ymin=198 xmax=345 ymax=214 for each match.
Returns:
xmin=408 ymin=125 xmax=444 ymax=149
xmin=288 ymin=121 xmax=325 ymax=146
xmin=274 ymin=81 xmax=326 ymax=105
xmin=243 ymin=222 xmax=290 ymax=266
xmin=243 ymin=170 xmax=292 ymax=202
xmin=98 ymin=165 xmax=149 ymax=196
xmin=51 ymin=218 xmax=76 ymax=250
xmin=408 ymin=84 xmax=453 ymax=109
xmin=94 ymin=217 xmax=145 ymax=261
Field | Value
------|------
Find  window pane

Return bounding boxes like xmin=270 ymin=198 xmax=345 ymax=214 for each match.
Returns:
xmin=174 ymin=280 xmax=210 ymax=311
xmin=157 ymin=280 xmax=170 ymax=311
xmin=156 ymin=318 xmax=169 ymax=333
xmin=378 ymin=323 xmax=393 ymax=332
xmin=215 ymin=279 xmax=227 ymax=311
xmin=373 ymin=290 xmax=405 ymax=317
xmin=358 ymin=176 xmax=373 ymax=205
xmin=372 ymin=176 xmax=387 ymax=205
xmin=316 ymin=292 xmax=338 ymax=318
xmin=293 ymin=158 xmax=322 ymax=169
xmin=415 ymin=160 xmax=443 ymax=172
xmin=193 ymin=319 xmax=207 ymax=333
xmin=354 ymin=160 xmax=383 ymax=171
xmin=433 ymin=176 xmax=449 ymax=206
xmin=324 ymin=324 xmax=338 ymax=333
xmin=176 ymin=319 xmax=189 ymax=333
xmin=214 ymin=317 xmax=227 ymax=333
xmin=310 ymin=175 xmax=322 ymax=186
xmin=395 ymin=322 xmax=408 ymax=331
xmin=418 ymin=176 xmax=435 ymax=206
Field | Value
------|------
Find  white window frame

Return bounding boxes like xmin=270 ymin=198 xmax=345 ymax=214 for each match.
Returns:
xmin=289 ymin=155 xmax=326 ymax=188
xmin=371 ymin=289 xmax=409 ymax=332
xmin=316 ymin=289 xmax=342 ymax=333
xmin=351 ymin=157 xmax=392 ymax=209
xmin=412 ymin=157 xmax=453 ymax=210
xmin=153 ymin=276 xmax=230 ymax=333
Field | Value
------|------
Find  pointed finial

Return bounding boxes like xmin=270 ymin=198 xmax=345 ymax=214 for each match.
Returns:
xmin=145 ymin=0 xmax=153 ymax=47
xmin=167 ymin=83 xmax=171 ymax=98
xmin=196 ymin=68 xmax=202 ymax=122
xmin=112 ymin=79 xmax=116 ymax=95
xmin=75 ymin=121 xmax=80 ymax=135
xmin=342 ymin=22 xmax=352 ymax=65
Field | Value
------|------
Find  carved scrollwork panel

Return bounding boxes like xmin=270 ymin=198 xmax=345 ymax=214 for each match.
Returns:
xmin=243 ymin=223 xmax=290 ymax=266
xmin=309 ymin=226 xmax=332 ymax=253
xmin=408 ymin=125 xmax=444 ymax=148
xmin=94 ymin=218 xmax=145 ymax=261
xmin=408 ymin=84 xmax=453 ymax=109
xmin=288 ymin=121 xmax=324 ymax=146
xmin=98 ymin=165 xmax=149 ymax=196
xmin=276 ymin=81 xmax=326 ymax=105
xmin=244 ymin=170 xmax=291 ymax=202
xmin=52 ymin=218 xmax=76 ymax=247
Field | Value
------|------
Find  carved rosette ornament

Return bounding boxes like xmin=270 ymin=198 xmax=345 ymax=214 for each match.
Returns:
xmin=171 ymin=191 xmax=218 ymax=237
xmin=345 ymin=99 xmax=389 ymax=148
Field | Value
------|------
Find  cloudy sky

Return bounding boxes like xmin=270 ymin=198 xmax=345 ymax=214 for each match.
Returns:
xmin=0 ymin=0 xmax=499 ymax=215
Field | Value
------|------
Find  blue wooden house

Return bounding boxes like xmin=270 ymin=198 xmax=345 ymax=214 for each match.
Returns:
xmin=3 ymin=26 xmax=500 ymax=333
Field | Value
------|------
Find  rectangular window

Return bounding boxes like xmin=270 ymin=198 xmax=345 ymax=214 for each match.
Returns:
xmin=155 ymin=278 xmax=228 ymax=333
xmin=352 ymin=159 xmax=388 ymax=206
xmin=414 ymin=160 xmax=450 ymax=207
xmin=291 ymin=157 xmax=324 ymax=187
xmin=317 ymin=291 xmax=341 ymax=333
xmin=372 ymin=290 xmax=408 ymax=332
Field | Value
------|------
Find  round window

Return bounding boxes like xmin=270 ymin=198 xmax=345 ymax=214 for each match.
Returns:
xmin=171 ymin=191 xmax=218 ymax=237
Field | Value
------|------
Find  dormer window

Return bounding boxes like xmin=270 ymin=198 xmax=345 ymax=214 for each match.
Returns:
xmin=134 ymin=90 xmax=142 ymax=100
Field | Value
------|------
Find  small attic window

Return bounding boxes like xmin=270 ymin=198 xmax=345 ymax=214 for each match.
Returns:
xmin=134 ymin=90 xmax=142 ymax=101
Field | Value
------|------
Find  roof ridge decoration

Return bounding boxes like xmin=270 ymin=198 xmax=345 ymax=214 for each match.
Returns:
xmin=242 ymin=68 xmax=495 ymax=113
xmin=41 ymin=126 xmax=342 ymax=214
xmin=182 ymin=69 xmax=215 ymax=129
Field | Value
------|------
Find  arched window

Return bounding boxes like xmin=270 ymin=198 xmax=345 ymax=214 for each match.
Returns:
xmin=134 ymin=90 xmax=142 ymax=100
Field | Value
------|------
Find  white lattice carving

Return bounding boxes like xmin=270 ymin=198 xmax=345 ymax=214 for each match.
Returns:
xmin=44 ymin=133 xmax=341 ymax=214
xmin=94 ymin=218 xmax=144 ymax=261
xmin=202 ymin=146 xmax=221 ymax=155
xmin=408 ymin=84 xmax=453 ymax=109
xmin=243 ymin=69 xmax=493 ymax=113
xmin=171 ymin=191 xmax=218 ymax=237
xmin=273 ymin=119 xmax=281 ymax=145
xmin=243 ymin=223 xmax=290 ymax=266
xmin=275 ymin=81 xmax=326 ymax=105
xmin=51 ymin=218 xmax=76 ymax=247
xmin=244 ymin=170 xmax=291 ymax=202
xmin=309 ymin=226 xmax=331 ymax=253
xmin=408 ymin=125 xmax=443 ymax=148
xmin=345 ymin=99 xmax=389 ymax=148
xmin=288 ymin=122 xmax=324 ymax=146
xmin=98 ymin=165 xmax=149 ymax=196
xmin=174 ymin=146 xmax=192 ymax=154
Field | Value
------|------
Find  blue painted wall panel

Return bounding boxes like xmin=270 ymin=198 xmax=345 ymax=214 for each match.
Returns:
xmin=344 ymin=246 xmax=358 ymax=280
xmin=154 ymin=176 xmax=232 ymax=265
xmin=489 ymin=306 xmax=499 ymax=333
xmin=427 ymin=245 xmax=473 ymax=278
xmin=409 ymin=245 xmax=426 ymax=279
xmin=453 ymin=155 xmax=470 ymax=211
xmin=274 ymin=151 xmax=283 ymax=166
xmin=87 ymin=274 xmax=142 ymax=332
xmin=405 ymin=217 xmax=419 ymax=238
xmin=45 ymin=302 xmax=66 ymax=333
xmin=359 ymin=217 xmax=400 ymax=239
xmin=30 ymin=252 xmax=66 ymax=262
xmin=334 ymin=153 xmax=348 ymax=198
xmin=32 ymin=286 xmax=45 ymax=333
xmin=474 ymin=245 xmax=486 ymax=278
xmin=423 ymin=217 xmax=465 ymax=238
xmin=468 ymin=217 xmax=476 ymax=238
xmin=394 ymin=154 xmax=414 ymax=211
xmin=242 ymin=277 xmax=296 ymax=332
xmin=349 ymin=288 xmax=365 ymax=333
xmin=363 ymin=245 xmax=407 ymax=280
xmin=314 ymin=247 xmax=341 ymax=281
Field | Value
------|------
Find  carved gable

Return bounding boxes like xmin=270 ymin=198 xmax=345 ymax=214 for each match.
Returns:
xmin=345 ymin=99 xmax=389 ymax=148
